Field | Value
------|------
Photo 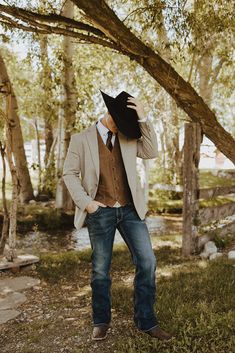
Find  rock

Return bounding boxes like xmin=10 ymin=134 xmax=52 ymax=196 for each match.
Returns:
xmin=0 ymin=276 xmax=40 ymax=294
xmin=29 ymin=199 xmax=36 ymax=204
xmin=200 ymin=251 xmax=209 ymax=259
xmin=32 ymin=285 xmax=42 ymax=291
xmin=200 ymin=241 xmax=218 ymax=259
xmin=35 ymin=194 xmax=50 ymax=202
xmin=204 ymin=241 xmax=217 ymax=255
xmin=228 ymin=251 xmax=235 ymax=260
xmin=0 ymin=292 xmax=27 ymax=310
xmin=209 ymin=253 xmax=223 ymax=261
xmin=10 ymin=265 xmax=20 ymax=274
xmin=0 ymin=309 xmax=21 ymax=324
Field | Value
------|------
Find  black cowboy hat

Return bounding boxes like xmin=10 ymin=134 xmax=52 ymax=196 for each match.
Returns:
xmin=100 ymin=90 xmax=142 ymax=139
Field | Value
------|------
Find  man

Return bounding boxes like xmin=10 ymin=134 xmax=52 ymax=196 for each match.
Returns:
xmin=62 ymin=90 xmax=173 ymax=341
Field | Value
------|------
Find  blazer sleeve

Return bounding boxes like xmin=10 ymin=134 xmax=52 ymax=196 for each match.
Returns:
xmin=136 ymin=119 xmax=158 ymax=159
xmin=62 ymin=134 xmax=93 ymax=211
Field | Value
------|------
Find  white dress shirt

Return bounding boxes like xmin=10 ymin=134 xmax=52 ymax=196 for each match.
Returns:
xmin=96 ymin=119 xmax=116 ymax=146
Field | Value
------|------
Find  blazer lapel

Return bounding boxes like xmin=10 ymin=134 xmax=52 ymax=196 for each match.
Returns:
xmin=86 ymin=122 xmax=100 ymax=180
xmin=118 ymin=131 xmax=137 ymax=193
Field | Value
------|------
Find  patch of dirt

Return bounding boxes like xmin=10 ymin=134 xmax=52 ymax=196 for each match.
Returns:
xmin=0 ymin=266 xmax=140 ymax=353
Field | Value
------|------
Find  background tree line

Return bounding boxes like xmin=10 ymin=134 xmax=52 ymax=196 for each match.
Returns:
xmin=0 ymin=0 xmax=234 ymax=211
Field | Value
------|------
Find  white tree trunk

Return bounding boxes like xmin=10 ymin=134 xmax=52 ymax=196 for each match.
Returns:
xmin=55 ymin=0 xmax=77 ymax=210
xmin=0 ymin=51 xmax=34 ymax=203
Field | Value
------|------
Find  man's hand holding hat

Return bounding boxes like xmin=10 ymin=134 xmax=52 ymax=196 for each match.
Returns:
xmin=127 ymin=96 xmax=147 ymax=121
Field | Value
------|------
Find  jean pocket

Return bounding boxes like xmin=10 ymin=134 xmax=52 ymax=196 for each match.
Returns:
xmin=87 ymin=206 xmax=102 ymax=217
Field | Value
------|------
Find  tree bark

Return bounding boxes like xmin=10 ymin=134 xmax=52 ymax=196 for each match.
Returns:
xmin=39 ymin=35 xmax=54 ymax=166
xmin=182 ymin=122 xmax=202 ymax=256
xmin=0 ymin=102 xmax=20 ymax=260
xmin=0 ymin=51 xmax=34 ymax=203
xmin=0 ymin=140 xmax=9 ymax=255
xmin=55 ymin=0 xmax=77 ymax=211
xmin=34 ymin=117 xmax=42 ymax=195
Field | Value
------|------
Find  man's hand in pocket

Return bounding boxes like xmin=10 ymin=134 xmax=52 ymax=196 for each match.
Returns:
xmin=86 ymin=200 xmax=107 ymax=214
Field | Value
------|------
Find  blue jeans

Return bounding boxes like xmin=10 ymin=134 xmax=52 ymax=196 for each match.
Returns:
xmin=85 ymin=202 xmax=158 ymax=331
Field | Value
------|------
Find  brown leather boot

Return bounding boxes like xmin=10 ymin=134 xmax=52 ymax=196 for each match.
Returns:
xmin=91 ymin=324 xmax=111 ymax=341
xmin=144 ymin=326 xmax=173 ymax=340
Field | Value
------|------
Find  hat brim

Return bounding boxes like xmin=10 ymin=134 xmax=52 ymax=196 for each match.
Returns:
xmin=100 ymin=90 xmax=142 ymax=139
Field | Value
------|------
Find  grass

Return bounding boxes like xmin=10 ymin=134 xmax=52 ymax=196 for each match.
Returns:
xmin=148 ymin=169 xmax=235 ymax=214
xmin=148 ymin=194 xmax=235 ymax=214
xmin=113 ymin=259 xmax=235 ymax=353
xmin=199 ymin=170 xmax=235 ymax=188
xmin=1 ymin=235 xmax=234 ymax=353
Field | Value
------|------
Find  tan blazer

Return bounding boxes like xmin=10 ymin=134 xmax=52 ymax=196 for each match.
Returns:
xmin=62 ymin=119 xmax=158 ymax=230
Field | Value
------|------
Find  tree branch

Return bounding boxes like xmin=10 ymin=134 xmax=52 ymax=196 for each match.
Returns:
xmin=0 ymin=13 xmax=119 ymax=51
xmin=0 ymin=4 xmax=104 ymax=37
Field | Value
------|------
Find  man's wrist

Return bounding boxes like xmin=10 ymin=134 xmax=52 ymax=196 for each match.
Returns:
xmin=137 ymin=115 xmax=148 ymax=122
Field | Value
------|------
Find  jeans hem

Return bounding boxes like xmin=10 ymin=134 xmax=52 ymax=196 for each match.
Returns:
xmin=141 ymin=323 xmax=159 ymax=332
xmin=93 ymin=322 xmax=111 ymax=327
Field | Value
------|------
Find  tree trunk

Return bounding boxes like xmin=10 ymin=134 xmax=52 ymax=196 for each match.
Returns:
xmin=55 ymin=0 xmax=77 ymax=211
xmin=39 ymin=35 xmax=56 ymax=197
xmin=198 ymin=53 xmax=213 ymax=107
xmin=182 ymin=122 xmax=202 ymax=256
xmin=157 ymin=6 xmax=182 ymax=185
xmin=39 ymin=35 xmax=54 ymax=166
xmin=34 ymin=118 xmax=42 ymax=195
xmin=0 ymin=100 xmax=20 ymax=260
xmin=0 ymin=140 xmax=9 ymax=255
xmin=0 ymin=51 xmax=34 ymax=203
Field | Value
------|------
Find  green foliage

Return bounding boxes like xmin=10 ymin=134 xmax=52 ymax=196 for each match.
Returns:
xmin=199 ymin=170 xmax=235 ymax=188
xmin=213 ymin=233 xmax=227 ymax=249
xmin=16 ymin=205 xmax=73 ymax=232
xmin=148 ymin=163 xmax=182 ymax=212
xmin=147 ymin=168 xmax=235 ymax=213
xmin=199 ymin=196 xmax=235 ymax=208
xmin=40 ymin=160 xmax=57 ymax=197
xmin=36 ymin=250 xmax=83 ymax=283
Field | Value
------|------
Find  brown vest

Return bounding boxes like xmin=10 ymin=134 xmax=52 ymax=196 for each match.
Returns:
xmin=94 ymin=129 xmax=133 ymax=206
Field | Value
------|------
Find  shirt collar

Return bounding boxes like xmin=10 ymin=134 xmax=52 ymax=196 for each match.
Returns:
xmin=97 ymin=118 xmax=115 ymax=136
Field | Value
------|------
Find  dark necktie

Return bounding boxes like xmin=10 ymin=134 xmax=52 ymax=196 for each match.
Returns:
xmin=106 ymin=130 xmax=113 ymax=151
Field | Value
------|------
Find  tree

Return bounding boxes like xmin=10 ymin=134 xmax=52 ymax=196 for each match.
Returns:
xmin=0 ymin=50 xmax=34 ymax=202
xmin=55 ymin=0 xmax=77 ymax=210
xmin=0 ymin=1 xmax=234 ymax=164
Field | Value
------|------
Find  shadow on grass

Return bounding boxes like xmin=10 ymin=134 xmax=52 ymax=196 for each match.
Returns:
xmin=35 ymin=243 xmax=193 ymax=283
xmin=111 ymin=259 xmax=235 ymax=353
